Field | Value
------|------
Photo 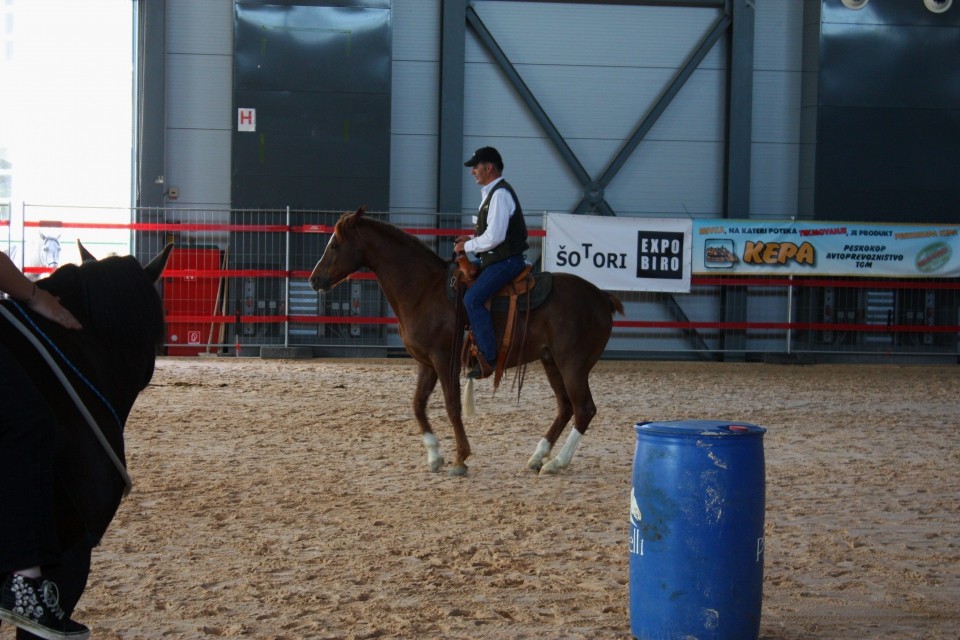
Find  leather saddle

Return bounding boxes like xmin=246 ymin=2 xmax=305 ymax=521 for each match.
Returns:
xmin=446 ymin=260 xmax=553 ymax=389
xmin=444 ymin=262 xmax=552 ymax=311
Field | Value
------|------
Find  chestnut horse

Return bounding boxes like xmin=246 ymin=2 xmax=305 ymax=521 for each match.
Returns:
xmin=309 ymin=207 xmax=623 ymax=476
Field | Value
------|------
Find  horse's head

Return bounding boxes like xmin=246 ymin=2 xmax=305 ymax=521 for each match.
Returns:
xmin=39 ymin=231 xmax=61 ymax=268
xmin=309 ymin=206 xmax=368 ymax=292
xmin=39 ymin=241 xmax=173 ymax=349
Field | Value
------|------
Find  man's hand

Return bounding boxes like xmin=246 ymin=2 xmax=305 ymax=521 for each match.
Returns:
xmin=28 ymin=287 xmax=83 ymax=330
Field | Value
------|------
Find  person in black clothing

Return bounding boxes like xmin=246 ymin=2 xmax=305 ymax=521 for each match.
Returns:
xmin=1 ymin=251 xmax=89 ymax=640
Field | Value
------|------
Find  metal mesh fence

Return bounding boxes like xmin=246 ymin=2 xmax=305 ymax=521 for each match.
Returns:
xmin=13 ymin=204 xmax=960 ymax=361
xmin=0 ymin=203 xmax=9 ymax=255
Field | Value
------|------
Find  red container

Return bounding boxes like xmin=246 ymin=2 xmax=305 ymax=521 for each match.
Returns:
xmin=163 ymin=247 xmax=222 ymax=356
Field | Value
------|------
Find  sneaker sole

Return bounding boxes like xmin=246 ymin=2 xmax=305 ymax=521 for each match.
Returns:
xmin=0 ymin=609 xmax=90 ymax=640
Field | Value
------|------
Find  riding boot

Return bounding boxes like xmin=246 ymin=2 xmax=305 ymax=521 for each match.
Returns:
xmin=466 ymin=352 xmax=494 ymax=380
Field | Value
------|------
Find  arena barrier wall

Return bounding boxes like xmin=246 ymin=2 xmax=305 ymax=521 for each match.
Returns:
xmin=10 ymin=204 xmax=960 ymax=362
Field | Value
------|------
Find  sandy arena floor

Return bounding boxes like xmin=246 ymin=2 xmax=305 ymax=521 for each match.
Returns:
xmin=3 ymin=358 xmax=958 ymax=639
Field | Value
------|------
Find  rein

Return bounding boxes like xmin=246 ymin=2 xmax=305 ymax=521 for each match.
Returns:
xmin=0 ymin=301 xmax=133 ymax=496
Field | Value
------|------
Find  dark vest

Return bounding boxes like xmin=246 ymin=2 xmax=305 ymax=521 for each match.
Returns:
xmin=475 ymin=179 xmax=529 ymax=267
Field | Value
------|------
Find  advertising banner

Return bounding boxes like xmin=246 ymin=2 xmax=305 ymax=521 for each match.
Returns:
xmin=693 ymin=220 xmax=960 ymax=277
xmin=543 ymin=213 xmax=692 ymax=292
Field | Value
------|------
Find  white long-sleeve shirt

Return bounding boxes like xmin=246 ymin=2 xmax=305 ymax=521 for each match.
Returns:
xmin=464 ymin=177 xmax=516 ymax=255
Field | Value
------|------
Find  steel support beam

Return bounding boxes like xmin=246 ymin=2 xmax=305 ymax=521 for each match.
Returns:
xmin=719 ymin=0 xmax=755 ymax=359
xmin=438 ymin=0 xmax=467 ymax=216
xmin=135 ymin=0 xmax=166 ymax=211
xmin=466 ymin=5 xmax=593 ymax=189
xmin=724 ymin=0 xmax=754 ymax=218
xmin=133 ymin=0 xmax=166 ymax=264
xmin=575 ymin=10 xmax=731 ymax=214
xmin=437 ymin=0 xmax=469 ymax=258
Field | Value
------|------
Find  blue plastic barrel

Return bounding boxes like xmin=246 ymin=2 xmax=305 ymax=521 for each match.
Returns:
xmin=629 ymin=419 xmax=766 ymax=640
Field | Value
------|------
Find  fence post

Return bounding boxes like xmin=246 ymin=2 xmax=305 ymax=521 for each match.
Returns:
xmin=786 ymin=274 xmax=794 ymax=355
xmin=284 ymin=205 xmax=291 ymax=349
xmin=18 ymin=201 xmax=26 ymax=269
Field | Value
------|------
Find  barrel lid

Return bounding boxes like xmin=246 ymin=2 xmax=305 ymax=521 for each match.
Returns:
xmin=635 ymin=419 xmax=766 ymax=436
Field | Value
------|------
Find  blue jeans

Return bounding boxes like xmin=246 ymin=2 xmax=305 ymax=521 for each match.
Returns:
xmin=463 ymin=254 xmax=526 ymax=362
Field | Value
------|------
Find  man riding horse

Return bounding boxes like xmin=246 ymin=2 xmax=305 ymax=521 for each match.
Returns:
xmin=454 ymin=146 xmax=529 ymax=380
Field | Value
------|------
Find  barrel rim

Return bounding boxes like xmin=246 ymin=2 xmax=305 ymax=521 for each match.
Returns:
xmin=635 ymin=419 xmax=767 ymax=436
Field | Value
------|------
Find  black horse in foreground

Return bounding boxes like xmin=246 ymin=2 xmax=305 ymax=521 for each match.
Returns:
xmin=0 ymin=242 xmax=172 ymax=639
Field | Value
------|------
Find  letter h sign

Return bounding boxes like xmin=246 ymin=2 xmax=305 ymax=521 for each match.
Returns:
xmin=238 ymin=108 xmax=256 ymax=132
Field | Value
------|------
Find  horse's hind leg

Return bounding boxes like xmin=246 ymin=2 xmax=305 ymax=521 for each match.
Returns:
xmin=528 ymin=356 xmax=574 ymax=472
xmin=540 ymin=363 xmax=597 ymax=475
xmin=413 ymin=363 xmax=444 ymax=472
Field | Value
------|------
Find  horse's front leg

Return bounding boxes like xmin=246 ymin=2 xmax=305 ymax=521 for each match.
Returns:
xmin=435 ymin=358 xmax=470 ymax=477
xmin=413 ymin=363 xmax=444 ymax=472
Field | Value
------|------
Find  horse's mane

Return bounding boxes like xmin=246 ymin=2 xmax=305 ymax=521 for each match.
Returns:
xmin=75 ymin=256 xmax=165 ymax=347
xmin=341 ymin=212 xmax=448 ymax=268
xmin=354 ymin=216 xmax=449 ymax=268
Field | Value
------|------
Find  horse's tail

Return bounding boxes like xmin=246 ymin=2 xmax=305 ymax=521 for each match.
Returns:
xmin=608 ymin=293 xmax=625 ymax=316
xmin=463 ymin=377 xmax=476 ymax=418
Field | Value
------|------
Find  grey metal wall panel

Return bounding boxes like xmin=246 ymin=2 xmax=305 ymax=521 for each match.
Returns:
xmin=390 ymin=0 xmax=439 ymax=212
xmin=750 ymin=0 xmax=804 ymax=216
xmin=750 ymin=143 xmax=800 ymax=217
xmin=644 ymin=69 xmax=727 ymax=142
xmin=752 ymin=70 xmax=801 ymax=144
xmin=462 ymin=57 xmax=551 ymax=136
xmin=392 ymin=0 xmax=439 ymax=61
xmin=166 ymin=129 xmax=232 ymax=206
xmin=166 ymin=54 xmax=233 ymax=130
xmin=753 ymin=0 xmax=803 ymax=72
xmin=389 ymin=135 xmax=437 ymax=211
xmin=605 ymin=140 xmax=725 ymax=217
xmin=751 ymin=68 xmax=802 ymax=216
xmin=509 ymin=66 xmax=727 ymax=144
xmin=389 ymin=58 xmax=439 ymax=208
xmin=164 ymin=0 xmax=233 ymax=209
xmin=167 ymin=0 xmax=233 ymax=55
xmin=391 ymin=60 xmax=439 ymax=135
xmin=467 ymin=2 xmax=725 ymax=70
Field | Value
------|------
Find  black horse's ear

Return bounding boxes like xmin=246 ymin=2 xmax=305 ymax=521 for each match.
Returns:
xmin=77 ymin=240 xmax=97 ymax=263
xmin=143 ymin=243 xmax=174 ymax=284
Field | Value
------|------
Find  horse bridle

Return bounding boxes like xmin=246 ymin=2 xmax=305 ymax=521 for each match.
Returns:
xmin=0 ymin=302 xmax=133 ymax=496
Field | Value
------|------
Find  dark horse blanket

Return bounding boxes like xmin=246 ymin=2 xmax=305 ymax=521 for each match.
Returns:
xmin=0 ymin=244 xmax=171 ymax=638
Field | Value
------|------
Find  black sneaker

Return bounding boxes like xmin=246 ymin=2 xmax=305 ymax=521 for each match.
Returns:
xmin=0 ymin=574 xmax=89 ymax=640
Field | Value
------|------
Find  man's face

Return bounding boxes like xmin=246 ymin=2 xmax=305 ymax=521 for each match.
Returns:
xmin=470 ymin=162 xmax=496 ymax=186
